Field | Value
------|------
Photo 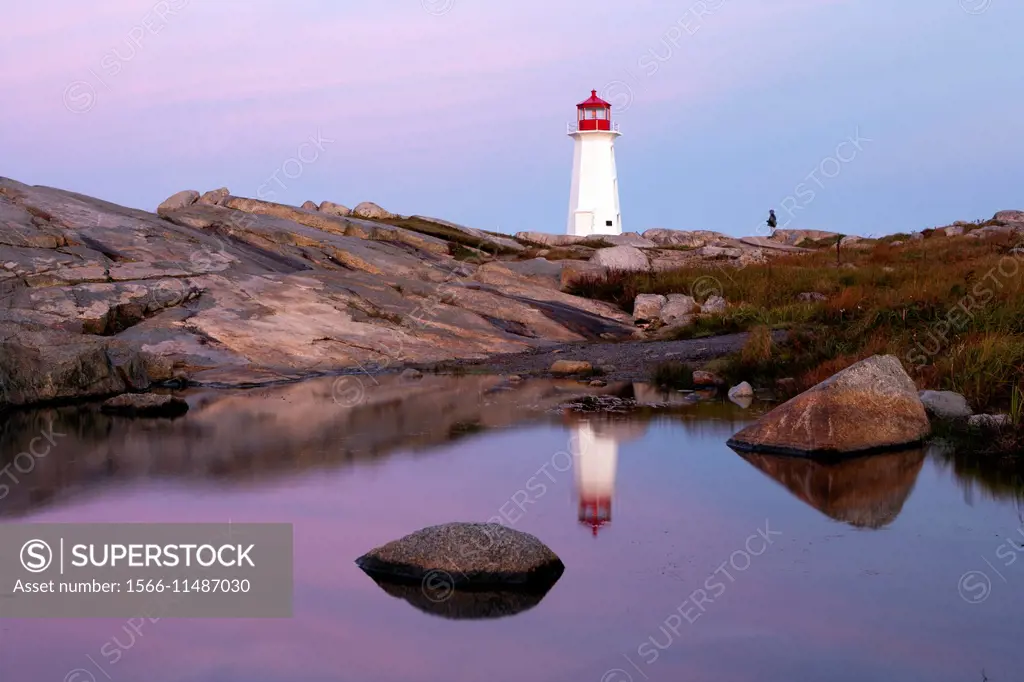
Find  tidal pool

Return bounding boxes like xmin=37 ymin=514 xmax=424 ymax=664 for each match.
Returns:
xmin=0 ymin=376 xmax=1021 ymax=681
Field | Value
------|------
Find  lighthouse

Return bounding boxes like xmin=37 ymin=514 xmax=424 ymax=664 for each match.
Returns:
xmin=571 ymin=421 xmax=618 ymax=536
xmin=567 ymin=89 xmax=622 ymax=237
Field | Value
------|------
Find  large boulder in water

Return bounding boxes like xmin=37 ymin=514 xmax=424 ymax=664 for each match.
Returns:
xmin=728 ymin=355 xmax=930 ymax=455
xmin=355 ymin=522 xmax=564 ymax=591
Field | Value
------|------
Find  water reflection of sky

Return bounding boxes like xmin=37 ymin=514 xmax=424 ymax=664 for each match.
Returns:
xmin=1 ymin=388 xmax=1022 ymax=681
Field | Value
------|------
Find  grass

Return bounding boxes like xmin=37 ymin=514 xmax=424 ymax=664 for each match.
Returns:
xmin=570 ymin=231 xmax=1024 ymax=423
xmin=650 ymin=361 xmax=695 ymax=390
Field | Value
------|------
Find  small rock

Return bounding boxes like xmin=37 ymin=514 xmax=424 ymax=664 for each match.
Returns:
xmin=400 ymin=368 xmax=423 ymax=381
xmin=560 ymin=394 xmax=635 ymax=413
xmin=355 ymin=523 xmax=564 ymax=591
xmin=589 ymin=379 xmax=607 ymax=387
xmin=918 ymin=390 xmax=972 ymax=420
xmin=352 ymin=202 xmax=397 ymax=220
xmin=968 ymin=414 xmax=1011 ymax=430
xmin=599 ymin=365 xmax=617 ymax=374
xmin=797 ymin=292 xmax=827 ymax=303
xmin=910 ymin=232 xmax=924 ymax=241
xmin=550 ymin=360 xmax=593 ymax=375
xmin=157 ymin=190 xmax=199 ymax=214
xmin=101 ymin=393 xmax=189 ymax=418
xmin=633 ymin=294 xmax=667 ymax=323
xmin=319 ymin=201 xmax=352 ymax=217
xmin=693 ymin=370 xmax=724 ymax=387
xmin=944 ymin=225 xmax=964 ymax=237
xmin=198 ymin=187 xmax=230 ymax=206
xmin=507 ymin=375 xmax=523 ymax=383
xmin=661 ymin=294 xmax=697 ymax=324
xmin=301 ymin=200 xmax=320 ymax=211
xmin=890 ymin=241 xmax=904 ymax=247
xmin=728 ymin=382 xmax=754 ymax=399
xmin=700 ymin=296 xmax=727 ymax=315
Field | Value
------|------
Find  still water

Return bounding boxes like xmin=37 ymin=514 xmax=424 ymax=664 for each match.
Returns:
xmin=1 ymin=375 xmax=1022 ymax=681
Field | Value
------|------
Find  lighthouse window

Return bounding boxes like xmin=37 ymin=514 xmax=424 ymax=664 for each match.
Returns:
xmin=605 ymin=220 xmax=613 ymax=226
xmin=596 ymin=109 xmax=607 ymax=120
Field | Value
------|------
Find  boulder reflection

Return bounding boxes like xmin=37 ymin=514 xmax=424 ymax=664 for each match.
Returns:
xmin=735 ymin=448 xmax=927 ymax=529
xmin=367 ymin=578 xmax=560 ymax=620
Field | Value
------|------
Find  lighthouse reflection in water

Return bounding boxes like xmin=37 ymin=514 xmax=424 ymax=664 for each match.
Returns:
xmin=572 ymin=420 xmax=640 ymax=537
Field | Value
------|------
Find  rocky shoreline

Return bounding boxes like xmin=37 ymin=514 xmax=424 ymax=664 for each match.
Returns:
xmin=3 ymin=176 xmax=1021 ymax=433
xmin=0 ymin=176 xmax=810 ymax=411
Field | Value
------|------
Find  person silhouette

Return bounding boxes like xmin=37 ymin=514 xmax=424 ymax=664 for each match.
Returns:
xmin=767 ymin=209 xmax=777 ymax=231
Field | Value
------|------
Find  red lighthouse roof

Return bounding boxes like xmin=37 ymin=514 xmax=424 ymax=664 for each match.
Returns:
xmin=577 ymin=89 xmax=611 ymax=108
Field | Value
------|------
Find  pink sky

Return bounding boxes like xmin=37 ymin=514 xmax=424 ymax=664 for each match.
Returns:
xmin=2 ymin=0 xmax=1021 ymax=235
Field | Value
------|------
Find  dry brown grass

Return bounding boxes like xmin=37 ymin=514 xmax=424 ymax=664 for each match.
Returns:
xmin=569 ymin=230 xmax=1024 ymax=413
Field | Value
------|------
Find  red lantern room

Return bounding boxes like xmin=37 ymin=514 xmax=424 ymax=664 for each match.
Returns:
xmin=576 ymin=89 xmax=612 ymax=131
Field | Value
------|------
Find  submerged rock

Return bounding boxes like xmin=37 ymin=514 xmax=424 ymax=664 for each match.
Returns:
xmin=728 ymin=355 xmax=930 ymax=455
xmin=558 ymin=394 xmax=636 ymax=413
xmin=355 ymin=523 xmax=564 ymax=591
xmin=101 ymin=393 xmax=189 ymax=417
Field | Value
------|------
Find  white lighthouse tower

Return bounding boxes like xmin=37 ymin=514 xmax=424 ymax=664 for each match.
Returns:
xmin=571 ymin=421 xmax=618 ymax=536
xmin=567 ymin=89 xmax=622 ymax=237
